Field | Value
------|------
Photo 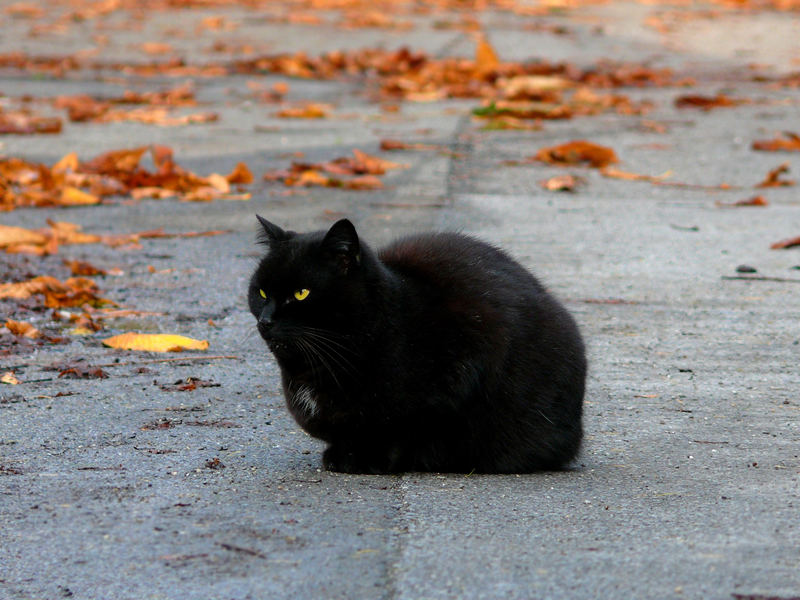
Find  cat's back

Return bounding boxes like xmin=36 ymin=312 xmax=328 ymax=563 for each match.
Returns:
xmin=378 ymin=231 xmax=542 ymax=294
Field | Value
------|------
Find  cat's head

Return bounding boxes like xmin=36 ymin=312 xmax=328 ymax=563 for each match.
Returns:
xmin=248 ymin=215 xmax=371 ymax=363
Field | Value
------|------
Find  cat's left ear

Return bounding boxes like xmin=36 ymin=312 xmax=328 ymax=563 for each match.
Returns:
xmin=256 ymin=214 xmax=292 ymax=246
xmin=322 ymin=219 xmax=360 ymax=274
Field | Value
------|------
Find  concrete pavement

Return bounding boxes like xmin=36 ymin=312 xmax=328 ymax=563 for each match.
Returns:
xmin=1 ymin=2 xmax=799 ymax=599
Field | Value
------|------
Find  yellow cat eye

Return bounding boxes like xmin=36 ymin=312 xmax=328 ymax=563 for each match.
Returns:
xmin=294 ymin=288 xmax=310 ymax=301
xmin=259 ymin=289 xmax=267 ymax=299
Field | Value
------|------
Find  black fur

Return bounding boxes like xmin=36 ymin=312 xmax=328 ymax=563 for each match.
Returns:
xmin=248 ymin=216 xmax=586 ymax=474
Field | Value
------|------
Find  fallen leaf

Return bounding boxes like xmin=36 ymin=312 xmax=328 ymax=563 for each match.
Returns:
xmin=226 ymin=162 xmax=254 ymax=184
xmin=60 ymin=186 xmax=101 ymax=206
xmin=716 ymin=195 xmax=769 ymax=208
xmin=755 ymin=163 xmax=794 ymax=188
xmin=539 ymin=174 xmax=585 ymax=192
xmin=0 ymin=110 xmax=62 ymax=135
xmin=600 ymin=167 xmax=672 ymax=182
xmin=752 ymin=132 xmax=800 ymax=152
xmin=1 ymin=372 xmax=20 ymax=385
xmin=274 ymin=103 xmax=331 ymax=118
xmin=140 ymin=42 xmax=174 ymax=55
xmin=5 ymin=320 xmax=40 ymax=338
xmin=534 ymin=140 xmax=619 ymax=168
xmin=0 ymin=224 xmax=48 ymax=248
xmin=64 ymin=259 xmax=106 ymax=276
xmin=58 ymin=365 xmax=108 ymax=379
xmin=379 ymin=139 xmax=443 ymax=151
xmin=770 ymin=235 xmax=800 ymax=250
xmin=674 ymin=94 xmax=745 ymax=110
xmin=102 ymin=333 xmax=209 ymax=352
xmin=0 ymin=275 xmax=110 ymax=308
xmin=160 ymin=377 xmax=220 ymax=392
xmin=475 ymin=33 xmax=499 ymax=74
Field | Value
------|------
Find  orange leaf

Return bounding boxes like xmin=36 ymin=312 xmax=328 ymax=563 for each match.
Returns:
xmin=475 ymin=34 xmax=499 ymax=74
xmin=226 ymin=162 xmax=253 ymax=184
xmin=771 ymin=235 xmax=800 ymax=250
xmin=5 ymin=319 xmax=40 ymax=339
xmin=752 ymin=132 xmax=800 ymax=152
xmin=0 ymin=224 xmax=47 ymax=248
xmin=535 ymin=140 xmax=619 ymax=168
xmin=715 ymin=195 xmax=769 ymax=208
xmin=275 ymin=103 xmax=331 ymax=119
xmin=674 ymin=94 xmax=745 ymax=110
xmin=755 ymin=163 xmax=794 ymax=188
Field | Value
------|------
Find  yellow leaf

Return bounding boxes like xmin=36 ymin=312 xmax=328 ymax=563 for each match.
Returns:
xmin=1 ymin=372 xmax=20 ymax=385
xmin=52 ymin=152 xmax=79 ymax=173
xmin=69 ymin=327 xmax=94 ymax=336
xmin=60 ymin=187 xmax=101 ymax=206
xmin=102 ymin=332 xmax=209 ymax=352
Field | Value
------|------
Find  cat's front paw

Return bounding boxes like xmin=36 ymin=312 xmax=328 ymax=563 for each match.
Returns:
xmin=322 ymin=445 xmax=398 ymax=474
xmin=322 ymin=445 xmax=361 ymax=473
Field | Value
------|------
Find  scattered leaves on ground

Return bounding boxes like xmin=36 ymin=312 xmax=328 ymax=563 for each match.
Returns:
xmin=1 ymin=146 xmax=252 ymax=211
xmin=264 ymin=149 xmax=407 ymax=190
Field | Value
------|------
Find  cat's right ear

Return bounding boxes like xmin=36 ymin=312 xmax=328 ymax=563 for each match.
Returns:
xmin=256 ymin=215 xmax=291 ymax=246
xmin=322 ymin=219 xmax=360 ymax=274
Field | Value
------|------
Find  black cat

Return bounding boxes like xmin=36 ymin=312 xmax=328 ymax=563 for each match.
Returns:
xmin=248 ymin=216 xmax=586 ymax=474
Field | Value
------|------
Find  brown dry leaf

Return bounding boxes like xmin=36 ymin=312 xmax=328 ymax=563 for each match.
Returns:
xmin=379 ymin=139 xmax=443 ymax=151
xmin=716 ymin=195 xmax=769 ymax=208
xmin=64 ymin=259 xmax=107 ymax=276
xmin=140 ymin=42 xmax=174 ymax=56
xmin=535 ymin=140 xmax=619 ymax=168
xmin=5 ymin=320 xmax=40 ymax=339
xmin=752 ymin=132 xmax=800 ymax=152
xmin=771 ymin=235 xmax=800 ymax=249
xmin=539 ymin=174 xmax=585 ymax=192
xmin=275 ymin=103 xmax=331 ymax=119
xmin=0 ymin=110 xmax=62 ymax=135
xmin=674 ymin=94 xmax=746 ymax=110
xmin=600 ymin=168 xmax=672 ymax=182
xmin=226 ymin=162 xmax=254 ymax=184
xmin=103 ymin=333 xmax=209 ymax=352
xmin=756 ymin=163 xmax=795 ymax=188
xmin=0 ymin=275 xmax=110 ymax=308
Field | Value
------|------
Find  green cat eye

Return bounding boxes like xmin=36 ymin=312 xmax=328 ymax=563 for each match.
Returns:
xmin=259 ymin=289 xmax=267 ymax=299
xmin=294 ymin=288 xmax=310 ymax=301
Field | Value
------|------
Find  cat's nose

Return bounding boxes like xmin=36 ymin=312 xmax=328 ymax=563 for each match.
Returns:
xmin=258 ymin=305 xmax=274 ymax=328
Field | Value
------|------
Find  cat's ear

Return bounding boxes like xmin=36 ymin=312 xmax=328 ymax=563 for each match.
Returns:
xmin=256 ymin=215 xmax=291 ymax=246
xmin=322 ymin=219 xmax=360 ymax=273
